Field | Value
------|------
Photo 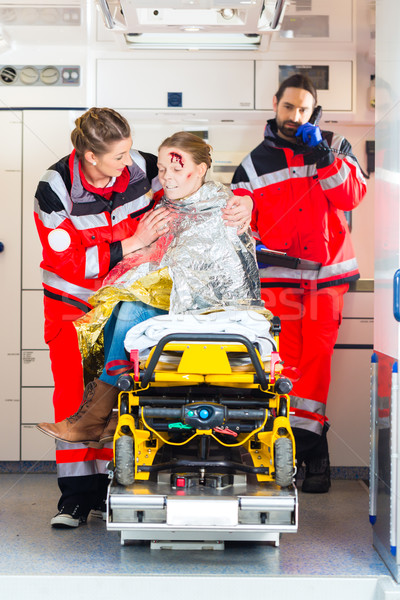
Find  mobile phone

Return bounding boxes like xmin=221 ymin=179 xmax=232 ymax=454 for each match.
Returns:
xmin=309 ymin=105 xmax=322 ymax=126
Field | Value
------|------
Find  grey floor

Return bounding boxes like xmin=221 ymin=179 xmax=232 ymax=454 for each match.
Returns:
xmin=0 ymin=474 xmax=389 ymax=576
xmin=0 ymin=474 xmax=400 ymax=600
xmin=0 ymin=474 xmax=398 ymax=600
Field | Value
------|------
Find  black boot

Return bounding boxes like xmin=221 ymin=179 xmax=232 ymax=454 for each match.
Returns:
xmin=293 ymin=424 xmax=331 ymax=494
xmin=302 ymin=454 xmax=331 ymax=493
xmin=302 ymin=424 xmax=331 ymax=494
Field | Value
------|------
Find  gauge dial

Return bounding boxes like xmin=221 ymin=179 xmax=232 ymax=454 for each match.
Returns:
xmin=20 ymin=66 xmax=39 ymax=85
xmin=0 ymin=66 xmax=17 ymax=84
xmin=40 ymin=66 xmax=60 ymax=85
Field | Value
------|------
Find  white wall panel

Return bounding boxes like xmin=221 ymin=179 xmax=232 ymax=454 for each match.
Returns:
xmin=97 ymin=59 xmax=254 ymax=110
xmin=122 ymin=114 xmax=265 ymax=176
xmin=22 ymin=388 xmax=54 ymax=425
xmin=21 ymin=425 xmax=55 ymax=461
xmin=22 ymin=290 xmax=47 ymax=350
xmin=328 ymin=291 xmax=373 ymax=467
xmin=22 ymin=109 xmax=82 ymax=290
xmin=328 ymin=349 xmax=371 ymax=467
xmin=22 ymin=350 xmax=53 ymax=387
xmin=375 ymin=15 xmax=400 ymax=358
xmin=0 ymin=111 xmax=22 ymax=460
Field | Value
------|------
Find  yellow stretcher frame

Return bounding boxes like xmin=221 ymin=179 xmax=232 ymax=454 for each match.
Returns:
xmin=113 ymin=332 xmax=295 ymax=486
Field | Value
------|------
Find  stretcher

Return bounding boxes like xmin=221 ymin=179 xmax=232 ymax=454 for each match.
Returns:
xmin=106 ymin=316 xmax=298 ymax=548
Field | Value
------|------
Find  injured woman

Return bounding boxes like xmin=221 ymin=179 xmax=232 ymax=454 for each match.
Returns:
xmin=37 ymin=131 xmax=274 ymax=446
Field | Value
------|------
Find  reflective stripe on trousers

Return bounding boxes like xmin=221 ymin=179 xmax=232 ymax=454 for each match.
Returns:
xmin=56 ymin=440 xmax=113 ymax=478
xmin=289 ymin=395 xmax=327 ymax=436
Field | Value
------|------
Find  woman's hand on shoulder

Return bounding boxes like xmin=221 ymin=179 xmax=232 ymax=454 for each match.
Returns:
xmin=121 ymin=207 xmax=172 ymax=256
xmin=222 ymin=195 xmax=253 ymax=235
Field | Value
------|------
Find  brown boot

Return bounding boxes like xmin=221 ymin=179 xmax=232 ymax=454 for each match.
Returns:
xmin=87 ymin=410 xmax=119 ymax=449
xmin=36 ymin=380 xmax=119 ymax=444
xmin=99 ymin=410 xmax=118 ymax=444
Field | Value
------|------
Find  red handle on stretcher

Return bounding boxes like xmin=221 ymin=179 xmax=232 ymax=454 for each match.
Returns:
xmin=105 ymin=349 xmax=140 ymax=382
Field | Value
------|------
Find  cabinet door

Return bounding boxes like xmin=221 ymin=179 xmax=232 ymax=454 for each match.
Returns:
xmin=328 ymin=348 xmax=372 ymax=467
xmin=255 ymin=61 xmax=353 ymax=111
xmin=21 ymin=111 xmax=80 ymax=460
xmin=23 ymin=110 xmax=80 ymax=290
xmin=0 ymin=111 xmax=22 ymax=460
xmin=97 ymin=59 xmax=254 ymax=110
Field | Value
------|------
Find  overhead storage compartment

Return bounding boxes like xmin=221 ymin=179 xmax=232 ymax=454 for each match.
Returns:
xmin=275 ymin=0 xmax=353 ymax=44
xmin=97 ymin=59 xmax=254 ymax=110
xmin=255 ymin=60 xmax=353 ymax=112
xmin=97 ymin=57 xmax=354 ymax=113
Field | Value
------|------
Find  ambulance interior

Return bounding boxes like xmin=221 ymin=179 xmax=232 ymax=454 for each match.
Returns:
xmin=0 ymin=0 xmax=398 ymax=598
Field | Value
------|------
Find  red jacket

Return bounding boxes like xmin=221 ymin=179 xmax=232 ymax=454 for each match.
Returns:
xmin=231 ymin=119 xmax=367 ymax=290
xmin=34 ymin=149 xmax=162 ymax=318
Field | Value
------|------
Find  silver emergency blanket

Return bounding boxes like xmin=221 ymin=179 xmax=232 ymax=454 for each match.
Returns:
xmin=104 ymin=180 xmax=264 ymax=314
xmin=75 ymin=181 xmax=267 ymax=368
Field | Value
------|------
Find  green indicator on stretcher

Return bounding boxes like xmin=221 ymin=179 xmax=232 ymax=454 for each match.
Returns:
xmin=168 ymin=422 xmax=192 ymax=430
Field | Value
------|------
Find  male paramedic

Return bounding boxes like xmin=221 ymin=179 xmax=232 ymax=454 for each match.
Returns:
xmin=231 ymin=73 xmax=367 ymax=493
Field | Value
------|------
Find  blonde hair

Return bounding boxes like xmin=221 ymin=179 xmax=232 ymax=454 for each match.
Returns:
xmin=71 ymin=107 xmax=131 ymax=159
xmin=158 ymin=131 xmax=212 ymax=169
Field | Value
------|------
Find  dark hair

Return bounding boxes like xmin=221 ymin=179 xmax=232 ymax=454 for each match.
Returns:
xmin=71 ymin=107 xmax=131 ymax=159
xmin=158 ymin=131 xmax=213 ymax=169
xmin=275 ymin=73 xmax=318 ymax=106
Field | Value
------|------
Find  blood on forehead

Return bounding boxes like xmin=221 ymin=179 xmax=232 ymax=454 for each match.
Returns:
xmin=170 ymin=152 xmax=184 ymax=168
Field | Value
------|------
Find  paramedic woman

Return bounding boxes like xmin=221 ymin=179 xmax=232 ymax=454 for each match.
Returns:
xmin=34 ymin=107 xmax=252 ymax=527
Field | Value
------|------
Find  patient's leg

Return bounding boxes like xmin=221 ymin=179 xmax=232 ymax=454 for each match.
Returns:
xmin=100 ymin=301 xmax=167 ymax=386
xmin=36 ymin=301 xmax=167 ymax=444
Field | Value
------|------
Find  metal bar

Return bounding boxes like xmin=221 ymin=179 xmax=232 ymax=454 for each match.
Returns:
xmin=138 ymin=459 xmax=269 ymax=474
xmin=394 ymin=269 xmax=400 ymax=322
xmin=141 ymin=333 xmax=269 ymax=390
xmin=239 ymin=496 xmax=296 ymax=511
xmin=271 ymin=0 xmax=286 ymax=29
xmin=391 ymin=362 xmax=399 ymax=555
xmin=369 ymin=353 xmax=379 ymax=525
xmin=109 ymin=495 xmax=166 ymax=510
xmin=142 ymin=407 xmax=182 ymax=419
xmin=142 ymin=406 xmax=266 ymax=420
xmin=97 ymin=0 xmax=115 ymax=29
xmin=107 ymin=522 xmax=297 ymax=533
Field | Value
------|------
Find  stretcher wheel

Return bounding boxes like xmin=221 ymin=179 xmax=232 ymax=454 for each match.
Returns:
xmin=115 ymin=435 xmax=134 ymax=486
xmin=274 ymin=437 xmax=294 ymax=488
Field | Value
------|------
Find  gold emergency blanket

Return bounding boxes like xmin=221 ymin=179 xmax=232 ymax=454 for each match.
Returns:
xmin=75 ymin=181 xmax=266 ymax=367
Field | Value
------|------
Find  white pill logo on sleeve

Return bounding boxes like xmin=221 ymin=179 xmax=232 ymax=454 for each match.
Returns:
xmin=48 ymin=229 xmax=71 ymax=252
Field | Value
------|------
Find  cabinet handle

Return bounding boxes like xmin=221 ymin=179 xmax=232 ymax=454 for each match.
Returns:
xmin=394 ymin=269 xmax=400 ymax=322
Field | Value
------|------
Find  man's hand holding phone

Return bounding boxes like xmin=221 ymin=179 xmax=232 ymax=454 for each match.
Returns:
xmin=295 ymin=105 xmax=334 ymax=168
xmin=295 ymin=122 xmax=322 ymax=147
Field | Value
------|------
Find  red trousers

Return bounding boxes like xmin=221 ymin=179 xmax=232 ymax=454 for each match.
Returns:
xmin=44 ymin=296 xmax=113 ymax=486
xmin=44 ymin=295 xmax=86 ymax=419
xmin=262 ymin=284 xmax=348 ymax=434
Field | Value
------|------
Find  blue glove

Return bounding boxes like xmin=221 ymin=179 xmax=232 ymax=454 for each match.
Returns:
xmin=295 ymin=122 xmax=322 ymax=147
xmin=256 ymin=243 xmax=270 ymax=269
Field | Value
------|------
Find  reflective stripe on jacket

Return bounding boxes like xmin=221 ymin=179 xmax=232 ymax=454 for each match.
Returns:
xmin=231 ymin=119 xmax=367 ymax=290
